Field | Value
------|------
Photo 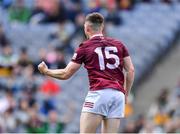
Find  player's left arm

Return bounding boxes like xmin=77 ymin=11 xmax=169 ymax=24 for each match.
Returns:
xmin=38 ymin=61 xmax=81 ymax=80
xmin=123 ymin=56 xmax=135 ymax=95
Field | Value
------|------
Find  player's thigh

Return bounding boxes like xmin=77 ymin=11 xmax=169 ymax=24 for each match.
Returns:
xmin=80 ymin=112 xmax=103 ymax=133
xmin=101 ymin=118 xmax=120 ymax=133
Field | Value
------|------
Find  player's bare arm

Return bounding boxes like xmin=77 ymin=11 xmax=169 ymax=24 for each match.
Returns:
xmin=123 ymin=56 xmax=135 ymax=96
xmin=38 ymin=12 xmax=131 ymax=133
xmin=38 ymin=61 xmax=81 ymax=80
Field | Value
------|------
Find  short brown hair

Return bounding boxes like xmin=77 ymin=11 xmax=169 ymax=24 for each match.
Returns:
xmin=85 ymin=12 xmax=104 ymax=31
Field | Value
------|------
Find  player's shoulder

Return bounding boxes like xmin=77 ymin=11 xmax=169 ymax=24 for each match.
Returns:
xmin=105 ymin=37 xmax=125 ymax=46
xmin=77 ymin=42 xmax=86 ymax=48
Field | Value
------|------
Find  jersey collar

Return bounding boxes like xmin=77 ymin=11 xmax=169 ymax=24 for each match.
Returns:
xmin=90 ymin=34 xmax=103 ymax=39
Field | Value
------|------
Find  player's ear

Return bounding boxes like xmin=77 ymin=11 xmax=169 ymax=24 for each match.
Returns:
xmin=86 ymin=26 xmax=91 ymax=33
xmin=101 ymin=24 xmax=104 ymax=29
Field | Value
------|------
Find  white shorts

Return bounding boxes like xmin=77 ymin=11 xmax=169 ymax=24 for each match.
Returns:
xmin=82 ymin=88 xmax=125 ymax=118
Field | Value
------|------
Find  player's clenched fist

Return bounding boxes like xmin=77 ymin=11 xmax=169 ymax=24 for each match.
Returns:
xmin=38 ymin=61 xmax=48 ymax=74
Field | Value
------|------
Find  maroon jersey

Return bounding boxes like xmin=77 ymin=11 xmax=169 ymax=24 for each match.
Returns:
xmin=71 ymin=35 xmax=129 ymax=94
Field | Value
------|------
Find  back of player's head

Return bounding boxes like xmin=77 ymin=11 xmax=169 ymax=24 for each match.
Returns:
xmin=85 ymin=12 xmax=104 ymax=32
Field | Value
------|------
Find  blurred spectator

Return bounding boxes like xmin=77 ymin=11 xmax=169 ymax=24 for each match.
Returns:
xmin=57 ymin=21 xmax=75 ymax=44
xmin=0 ymin=90 xmax=16 ymax=132
xmin=30 ymin=0 xmax=67 ymax=24
xmin=165 ymin=85 xmax=180 ymax=133
xmin=17 ymin=47 xmax=33 ymax=68
xmin=29 ymin=0 xmax=46 ymax=24
xmin=0 ymin=95 xmax=10 ymax=114
xmin=105 ymin=0 xmax=122 ymax=25
xmin=74 ymin=12 xmax=85 ymax=28
xmin=21 ymin=89 xmax=37 ymax=110
xmin=0 ymin=44 xmax=18 ymax=67
xmin=157 ymin=88 xmax=169 ymax=108
xmin=82 ymin=0 xmax=102 ymax=13
xmin=40 ymin=98 xmax=55 ymax=115
xmin=0 ymin=44 xmax=18 ymax=77
xmin=139 ymin=120 xmax=163 ymax=133
xmin=40 ymin=77 xmax=61 ymax=96
xmin=49 ymin=21 xmax=75 ymax=51
xmin=42 ymin=110 xmax=65 ymax=133
xmin=1 ymin=108 xmax=17 ymax=132
xmin=2 ymin=64 xmax=37 ymax=93
xmin=64 ymin=0 xmax=82 ymax=22
xmin=69 ymin=13 xmax=86 ymax=49
xmin=14 ymin=47 xmax=33 ymax=76
xmin=0 ymin=90 xmax=16 ymax=114
xmin=55 ymin=49 xmax=67 ymax=69
xmin=45 ymin=47 xmax=58 ymax=67
xmin=58 ymin=21 xmax=75 ymax=44
xmin=148 ymin=88 xmax=169 ymax=118
xmin=125 ymin=103 xmax=133 ymax=117
xmin=8 ymin=0 xmax=31 ymax=23
xmin=20 ymin=64 xmax=37 ymax=92
xmin=166 ymin=85 xmax=180 ymax=116
xmin=118 ymin=0 xmax=134 ymax=10
xmin=15 ymin=99 xmax=30 ymax=127
xmin=26 ymin=108 xmax=45 ymax=133
xmin=125 ymin=95 xmax=134 ymax=117
xmin=153 ymin=110 xmax=170 ymax=126
xmin=165 ymin=117 xmax=180 ymax=133
xmin=123 ymin=120 xmax=136 ymax=133
xmin=45 ymin=46 xmax=66 ymax=69
xmin=0 ymin=23 xmax=9 ymax=47
xmin=134 ymin=114 xmax=146 ymax=133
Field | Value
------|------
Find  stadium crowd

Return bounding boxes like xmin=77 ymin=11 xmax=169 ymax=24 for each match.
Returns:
xmin=123 ymin=84 xmax=180 ymax=133
xmin=0 ymin=0 xmax=180 ymax=133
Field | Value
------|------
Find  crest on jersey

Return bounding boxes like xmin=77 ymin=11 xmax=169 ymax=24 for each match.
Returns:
xmin=72 ymin=53 xmax=77 ymax=60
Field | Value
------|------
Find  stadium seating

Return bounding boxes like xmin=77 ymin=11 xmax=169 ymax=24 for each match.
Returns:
xmin=107 ymin=3 xmax=180 ymax=83
xmin=0 ymin=1 xmax=180 ymax=133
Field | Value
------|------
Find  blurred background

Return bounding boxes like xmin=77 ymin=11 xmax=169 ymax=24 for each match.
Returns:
xmin=0 ymin=0 xmax=180 ymax=133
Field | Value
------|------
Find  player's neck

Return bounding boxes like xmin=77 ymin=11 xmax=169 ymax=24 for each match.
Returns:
xmin=89 ymin=33 xmax=103 ymax=39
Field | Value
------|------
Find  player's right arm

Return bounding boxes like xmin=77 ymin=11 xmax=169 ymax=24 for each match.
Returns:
xmin=123 ymin=56 xmax=135 ymax=96
xmin=38 ymin=43 xmax=84 ymax=80
xmin=38 ymin=61 xmax=81 ymax=80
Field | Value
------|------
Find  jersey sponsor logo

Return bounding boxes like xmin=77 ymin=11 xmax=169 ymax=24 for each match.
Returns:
xmin=83 ymin=101 xmax=94 ymax=108
xmin=72 ymin=53 xmax=77 ymax=60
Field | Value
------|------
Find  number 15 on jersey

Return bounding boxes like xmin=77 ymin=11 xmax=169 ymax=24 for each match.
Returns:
xmin=94 ymin=46 xmax=120 ymax=70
